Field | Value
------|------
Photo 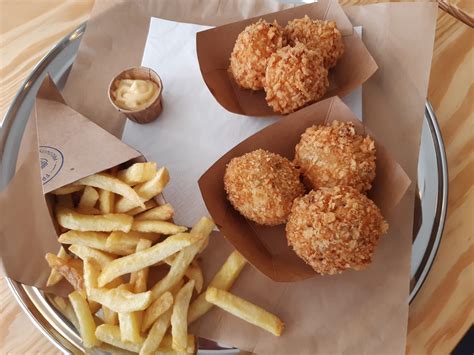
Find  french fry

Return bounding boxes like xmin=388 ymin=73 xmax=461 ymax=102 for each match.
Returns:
xmin=141 ymin=291 xmax=173 ymax=332
xmin=98 ymin=233 xmax=202 ymax=287
xmin=190 ymin=215 xmax=215 ymax=238
xmin=76 ymin=206 xmax=102 ymax=215
xmin=124 ymin=238 xmax=153 ymax=334
xmin=68 ymin=291 xmax=99 ymax=347
xmin=96 ymin=276 xmax=125 ymax=323
xmin=51 ymin=185 xmax=84 ymax=195
xmin=150 ymin=217 xmax=214 ymax=300
xmin=115 ymin=282 xmax=142 ymax=344
xmin=162 ymin=259 xmax=202 ymax=294
xmin=135 ymin=203 xmax=174 ymax=221
xmin=78 ymin=186 xmax=99 ymax=209
xmin=74 ymin=173 xmax=144 ymax=209
xmin=130 ymin=239 xmax=153 ymax=293
xmin=99 ymin=343 xmax=136 ymax=355
xmin=69 ymin=244 xmax=115 ymax=269
xmin=56 ymin=207 xmax=133 ymax=232
xmin=46 ymin=246 xmax=70 ymax=286
xmin=117 ymin=162 xmax=157 ymax=185
xmin=106 ymin=231 xmax=160 ymax=256
xmin=99 ymin=188 xmax=115 ymax=214
xmin=45 ymin=253 xmax=85 ymax=297
xmin=185 ymin=261 xmax=203 ymax=294
xmin=89 ymin=287 xmax=152 ymax=313
xmin=105 ymin=276 xmax=125 ymax=289
xmin=86 ymin=276 xmax=123 ymax=323
xmin=168 ymin=279 xmax=184 ymax=297
xmin=118 ymin=311 xmax=144 ymax=344
xmin=51 ymin=296 xmax=80 ymax=330
xmin=97 ymin=167 xmax=118 ymax=214
xmin=52 ymin=295 xmax=68 ymax=311
xmin=160 ymin=334 xmax=195 ymax=354
xmin=110 ymin=230 xmax=161 ymax=242
xmin=103 ymin=306 xmax=118 ymax=325
xmin=171 ymin=280 xmax=195 ymax=352
xmin=134 ymin=167 xmax=169 ymax=197
xmin=95 ymin=324 xmax=142 ymax=353
xmin=151 ymin=350 xmax=176 ymax=355
xmin=115 ymin=167 xmax=169 ymax=213
xmin=149 ymin=249 xmax=188 ymax=300
xmin=205 ymin=287 xmax=284 ymax=336
xmin=57 ymin=295 xmax=103 ymax=322
xmin=64 ymin=304 xmax=81 ymax=330
xmin=131 ymin=220 xmax=187 ymax=235
xmin=58 ymin=231 xmax=108 ymax=252
xmin=56 ymin=194 xmax=74 ymax=209
xmin=83 ymin=258 xmax=100 ymax=296
xmin=85 ymin=273 xmax=124 ymax=319
xmin=163 ymin=254 xmax=177 ymax=265
xmin=98 ymin=263 xmax=124 ymax=328
xmin=188 ymin=250 xmax=246 ymax=323
xmin=125 ymin=199 xmax=158 ymax=216
xmin=139 ymin=309 xmax=172 ymax=355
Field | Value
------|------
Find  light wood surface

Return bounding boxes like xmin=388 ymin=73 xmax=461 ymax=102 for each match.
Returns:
xmin=437 ymin=0 xmax=474 ymax=26
xmin=0 ymin=1 xmax=472 ymax=354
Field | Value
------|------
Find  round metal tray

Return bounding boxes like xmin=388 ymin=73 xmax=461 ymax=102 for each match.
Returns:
xmin=0 ymin=24 xmax=447 ymax=354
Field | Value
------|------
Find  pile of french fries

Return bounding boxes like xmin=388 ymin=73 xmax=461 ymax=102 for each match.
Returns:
xmin=45 ymin=162 xmax=284 ymax=354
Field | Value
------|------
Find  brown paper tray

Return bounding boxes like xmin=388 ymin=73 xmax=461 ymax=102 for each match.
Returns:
xmin=199 ymin=96 xmax=410 ymax=282
xmin=196 ymin=0 xmax=378 ymax=116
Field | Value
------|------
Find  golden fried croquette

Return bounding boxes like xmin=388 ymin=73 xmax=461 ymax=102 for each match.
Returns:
xmin=286 ymin=186 xmax=388 ymax=274
xmin=264 ymin=43 xmax=329 ymax=114
xmin=286 ymin=16 xmax=344 ymax=69
xmin=224 ymin=149 xmax=305 ymax=226
xmin=294 ymin=121 xmax=376 ymax=192
xmin=229 ymin=19 xmax=287 ymax=90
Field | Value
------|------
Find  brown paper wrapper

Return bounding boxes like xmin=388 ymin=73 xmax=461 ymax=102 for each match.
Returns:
xmin=198 ymin=96 xmax=410 ymax=282
xmin=196 ymin=0 xmax=377 ymax=116
xmin=0 ymin=76 xmax=142 ymax=288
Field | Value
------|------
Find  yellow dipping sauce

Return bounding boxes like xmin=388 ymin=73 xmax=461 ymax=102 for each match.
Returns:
xmin=113 ymin=79 xmax=160 ymax=111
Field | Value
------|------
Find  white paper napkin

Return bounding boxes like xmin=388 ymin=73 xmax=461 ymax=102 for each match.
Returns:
xmin=122 ymin=18 xmax=362 ymax=226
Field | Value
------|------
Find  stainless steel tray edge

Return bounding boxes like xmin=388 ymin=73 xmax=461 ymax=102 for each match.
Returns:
xmin=408 ymin=102 xmax=448 ymax=302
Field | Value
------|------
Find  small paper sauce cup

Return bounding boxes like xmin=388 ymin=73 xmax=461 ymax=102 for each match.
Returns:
xmin=108 ymin=66 xmax=163 ymax=124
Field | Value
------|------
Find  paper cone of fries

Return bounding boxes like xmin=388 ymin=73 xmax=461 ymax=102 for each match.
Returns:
xmin=0 ymin=76 xmax=144 ymax=290
xmin=198 ymin=96 xmax=411 ymax=282
xmin=196 ymin=0 xmax=378 ymax=116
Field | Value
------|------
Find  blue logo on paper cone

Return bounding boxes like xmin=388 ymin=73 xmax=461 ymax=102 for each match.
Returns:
xmin=39 ymin=146 xmax=64 ymax=184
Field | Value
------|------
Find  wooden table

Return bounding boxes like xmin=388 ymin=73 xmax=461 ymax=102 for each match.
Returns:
xmin=0 ymin=0 xmax=472 ymax=353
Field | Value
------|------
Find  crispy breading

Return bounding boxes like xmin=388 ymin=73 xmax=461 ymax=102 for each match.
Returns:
xmin=286 ymin=186 xmax=388 ymax=274
xmin=294 ymin=121 xmax=376 ymax=192
xmin=264 ymin=43 xmax=328 ymax=114
xmin=224 ymin=149 xmax=305 ymax=226
xmin=229 ymin=19 xmax=287 ymax=90
xmin=286 ymin=16 xmax=344 ymax=69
